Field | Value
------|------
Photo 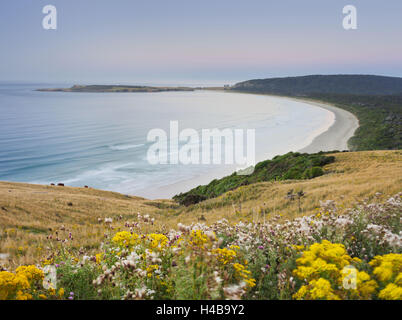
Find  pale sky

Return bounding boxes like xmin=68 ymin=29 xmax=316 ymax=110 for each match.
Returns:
xmin=1 ymin=0 xmax=402 ymax=84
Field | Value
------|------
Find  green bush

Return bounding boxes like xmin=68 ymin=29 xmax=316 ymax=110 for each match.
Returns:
xmin=302 ymin=166 xmax=324 ymax=179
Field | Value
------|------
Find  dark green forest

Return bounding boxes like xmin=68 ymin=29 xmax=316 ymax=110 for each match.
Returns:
xmin=231 ymin=75 xmax=402 ymax=96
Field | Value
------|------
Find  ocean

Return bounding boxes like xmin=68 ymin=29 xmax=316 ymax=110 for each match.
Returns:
xmin=0 ymin=83 xmax=334 ymax=198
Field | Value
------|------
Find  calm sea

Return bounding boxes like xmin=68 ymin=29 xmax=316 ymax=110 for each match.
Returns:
xmin=0 ymin=83 xmax=333 ymax=198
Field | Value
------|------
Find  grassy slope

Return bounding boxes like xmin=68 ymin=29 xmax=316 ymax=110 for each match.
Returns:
xmin=171 ymin=151 xmax=402 ymax=224
xmin=1 ymin=150 xmax=401 ymax=267
xmin=173 ymin=152 xmax=336 ymax=205
xmin=0 ymin=183 xmax=172 ymax=266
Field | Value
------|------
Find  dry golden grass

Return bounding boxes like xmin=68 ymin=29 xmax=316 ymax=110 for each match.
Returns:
xmin=0 ymin=150 xmax=401 ymax=267
xmin=170 ymin=150 xmax=402 ymax=225
xmin=0 ymin=183 xmax=172 ymax=267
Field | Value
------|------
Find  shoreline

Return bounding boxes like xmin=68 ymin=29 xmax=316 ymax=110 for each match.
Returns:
xmin=1 ymin=87 xmax=360 ymax=201
xmin=143 ymin=95 xmax=359 ymax=200
xmin=292 ymin=97 xmax=359 ymax=153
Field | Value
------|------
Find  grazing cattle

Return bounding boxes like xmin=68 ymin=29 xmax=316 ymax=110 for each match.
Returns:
xmin=57 ymin=183 xmax=64 ymax=187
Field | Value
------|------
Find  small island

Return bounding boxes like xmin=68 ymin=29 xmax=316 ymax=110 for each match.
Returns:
xmin=37 ymin=84 xmax=197 ymax=93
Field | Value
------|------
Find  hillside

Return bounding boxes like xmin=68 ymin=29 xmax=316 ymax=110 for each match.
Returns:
xmin=1 ymin=150 xmax=401 ymax=268
xmin=179 ymin=150 xmax=402 ymax=221
xmin=173 ymin=152 xmax=336 ymax=206
xmin=0 ymin=183 xmax=172 ymax=266
xmin=231 ymin=75 xmax=402 ymax=96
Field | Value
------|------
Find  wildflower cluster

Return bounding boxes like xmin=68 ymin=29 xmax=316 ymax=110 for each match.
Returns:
xmin=1 ymin=193 xmax=400 ymax=300
xmin=88 ymin=224 xmax=256 ymax=300
xmin=188 ymin=230 xmax=209 ymax=248
xmin=0 ymin=265 xmax=64 ymax=300
xmin=370 ymin=253 xmax=402 ymax=300
xmin=292 ymin=240 xmax=377 ymax=300
xmin=212 ymin=246 xmax=238 ymax=265
xmin=112 ymin=231 xmax=139 ymax=248
xmin=147 ymin=234 xmax=169 ymax=250
xmin=233 ymin=263 xmax=256 ymax=288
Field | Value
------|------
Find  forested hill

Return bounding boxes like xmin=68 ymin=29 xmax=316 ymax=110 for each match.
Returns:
xmin=230 ymin=75 xmax=402 ymax=96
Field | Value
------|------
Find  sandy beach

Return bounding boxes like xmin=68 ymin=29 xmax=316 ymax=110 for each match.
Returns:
xmin=145 ymin=96 xmax=359 ymax=199
xmin=295 ymin=98 xmax=359 ymax=153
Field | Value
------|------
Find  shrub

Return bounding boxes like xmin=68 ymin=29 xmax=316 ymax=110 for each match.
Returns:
xmin=302 ymin=166 xmax=324 ymax=179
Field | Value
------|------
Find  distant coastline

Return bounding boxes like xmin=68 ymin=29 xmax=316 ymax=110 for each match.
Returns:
xmin=37 ymin=84 xmax=196 ymax=93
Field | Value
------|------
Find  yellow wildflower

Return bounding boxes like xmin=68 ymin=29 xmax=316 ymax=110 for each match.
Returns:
xmin=293 ymin=278 xmax=340 ymax=300
xmin=112 ymin=231 xmax=139 ymax=248
xmin=0 ymin=266 xmax=42 ymax=300
xmin=370 ymin=253 xmax=402 ymax=283
xmin=146 ymin=265 xmax=159 ymax=278
xmin=147 ymin=234 xmax=169 ymax=250
xmin=378 ymin=283 xmax=402 ymax=300
xmin=95 ymin=253 xmax=103 ymax=264
xmin=232 ymin=263 xmax=255 ymax=288
xmin=15 ymin=265 xmax=44 ymax=283
xmin=212 ymin=248 xmax=237 ymax=265
xmin=58 ymin=288 xmax=65 ymax=298
xmin=188 ymin=230 xmax=209 ymax=248
xmin=309 ymin=278 xmax=340 ymax=300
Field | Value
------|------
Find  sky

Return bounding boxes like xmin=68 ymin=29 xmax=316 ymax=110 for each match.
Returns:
xmin=1 ymin=0 xmax=402 ymax=85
